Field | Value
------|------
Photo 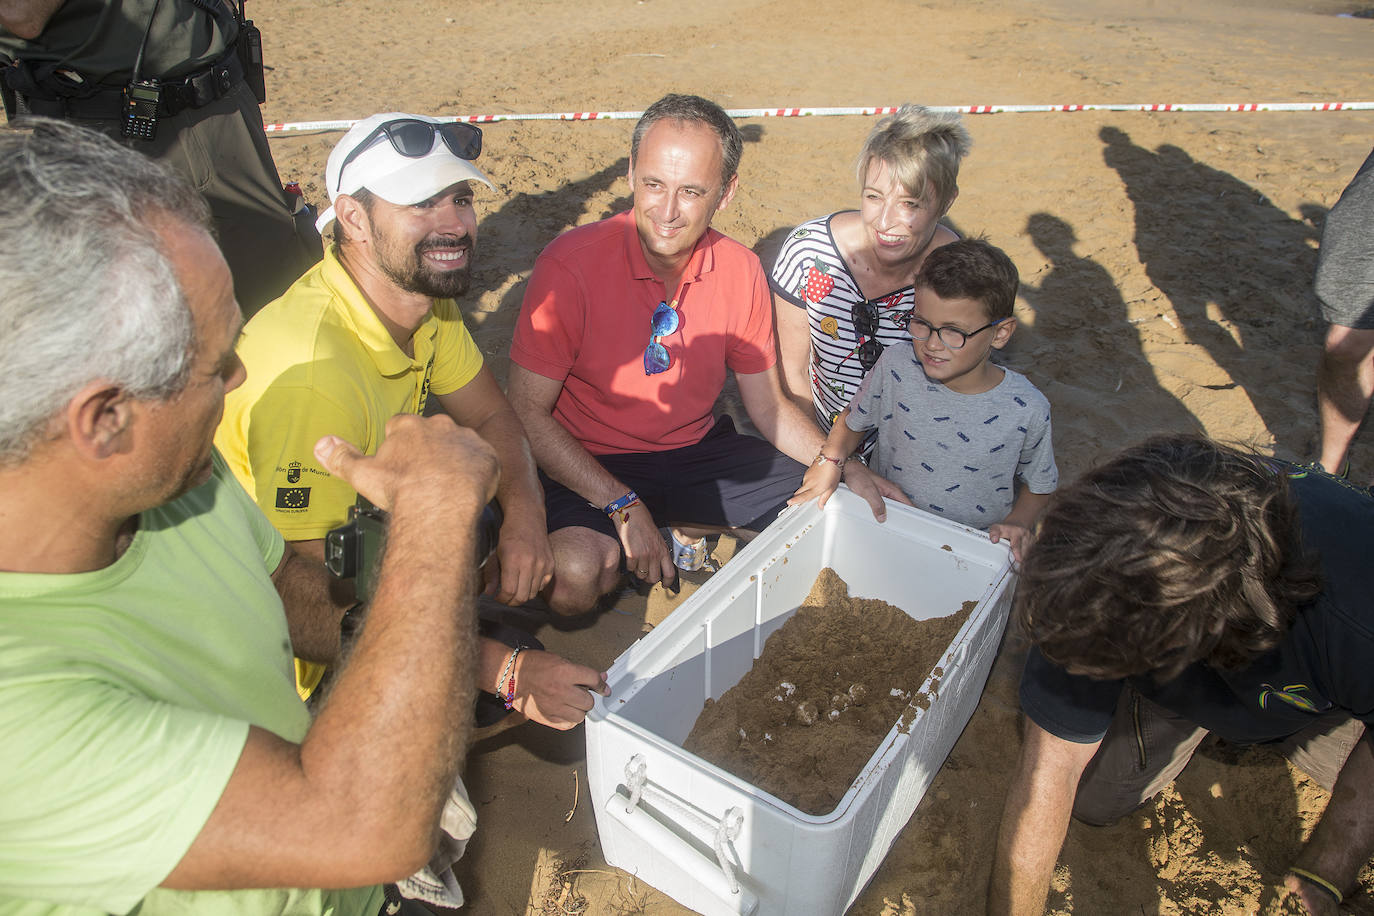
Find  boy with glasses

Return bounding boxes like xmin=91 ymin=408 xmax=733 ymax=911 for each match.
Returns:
xmin=791 ymin=238 xmax=1057 ymax=560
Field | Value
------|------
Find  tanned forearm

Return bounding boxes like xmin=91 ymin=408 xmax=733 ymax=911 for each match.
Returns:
xmin=737 ymin=367 xmax=827 ymax=466
xmin=296 ymin=465 xmax=484 ymax=865
xmin=507 ymin=370 xmax=632 ymax=508
xmin=271 ymin=539 xmax=353 ymax=665
xmin=1001 ymin=490 xmax=1051 ymax=533
xmin=466 ymin=404 xmax=544 ymax=519
xmin=1290 ymin=731 xmax=1374 ymax=907
xmin=162 ymin=416 xmax=498 ymax=889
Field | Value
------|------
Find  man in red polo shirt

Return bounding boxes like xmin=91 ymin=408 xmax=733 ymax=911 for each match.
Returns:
xmin=508 ymin=93 xmax=829 ymax=615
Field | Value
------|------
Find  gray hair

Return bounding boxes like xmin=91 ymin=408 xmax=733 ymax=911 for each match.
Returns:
xmin=856 ymin=104 xmax=972 ymax=210
xmin=631 ymin=94 xmax=743 ymax=189
xmin=0 ymin=118 xmax=209 ymax=464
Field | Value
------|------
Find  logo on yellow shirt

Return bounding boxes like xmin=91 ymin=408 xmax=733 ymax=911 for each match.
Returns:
xmin=275 ymin=487 xmax=311 ymax=510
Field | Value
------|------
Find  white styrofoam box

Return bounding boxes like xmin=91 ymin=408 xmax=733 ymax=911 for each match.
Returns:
xmin=585 ymin=486 xmax=1016 ymax=916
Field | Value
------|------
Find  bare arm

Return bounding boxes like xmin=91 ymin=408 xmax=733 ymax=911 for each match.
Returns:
xmin=287 ymin=535 xmax=606 ymax=731
xmin=772 ymin=291 xmax=815 ymax=418
xmin=162 ymin=415 xmax=498 ymax=888
xmin=988 ymin=719 xmax=1101 ymax=916
xmin=789 ymin=405 xmax=865 ymax=510
xmin=1284 ymin=729 xmax=1374 ymax=914
xmin=989 ymin=489 xmax=1052 ymax=563
xmin=270 ymin=539 xmax=351 ymax=665
xmin=507 ymin=363 xmax=674 ymax=584
xmin=787 ymin=404 xmax=911 ymax=521
xmin=478 ymin=639 xmax=608 ymax=730
xmin=0 ymin=0 xmax=65 ymax=38
xmin=437 ymin=366 xmax=553 ymax=605
xmin=735 ymin=362 xmax=827 ymax=466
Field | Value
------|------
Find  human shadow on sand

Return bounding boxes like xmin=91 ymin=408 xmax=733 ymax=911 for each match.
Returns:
xmin=1013 ymin=211 xmax=1202 ymax=476
xmin=1098 ymin=126 xmax=1325 ymax=461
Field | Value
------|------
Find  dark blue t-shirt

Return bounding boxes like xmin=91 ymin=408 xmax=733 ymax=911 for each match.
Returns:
xmin=1020 ymin=465 xmax=1374 ymax=744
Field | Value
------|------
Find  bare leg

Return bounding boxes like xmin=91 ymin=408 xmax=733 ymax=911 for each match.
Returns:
xmin=1316 ymin=325 xmax=1374 ymax=475
xmin=541 ymin=526 xmax=622 ymax=616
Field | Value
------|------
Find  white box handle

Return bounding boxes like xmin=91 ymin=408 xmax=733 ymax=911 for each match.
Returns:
xmin=606 ymin=789 xmax=760 ymax=915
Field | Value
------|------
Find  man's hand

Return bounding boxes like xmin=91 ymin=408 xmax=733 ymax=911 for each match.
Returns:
xmin=487 ymin=508 xmax=555 ymax=605
xmin=843 ymin=462 xmax=912 ymax=521
xmin=314 ymin=414 xmax=498 ymax=518
xmin=504 ymin=650 xmax=610 ymax=730
xmin=1280 ymin=730 xmax=1374 ymax=916
xmin=988 ymin=521 xmax=1033 ymax=563
xmin=618 ymin=502 xmax=674 ymax=586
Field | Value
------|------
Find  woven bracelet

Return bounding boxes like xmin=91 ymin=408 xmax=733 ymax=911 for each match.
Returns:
xmin=601 ymin=490 xmax=640 ymax=525
xmin=1291 ymin=867 xmax=1344 ymax=904
xmin=498 ymin=646 xmax=523 ymax=710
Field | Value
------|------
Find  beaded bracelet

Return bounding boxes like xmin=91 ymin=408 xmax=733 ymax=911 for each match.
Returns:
xmin=1290 ymin=867 xmax=1343 ymax=904
xmin=813 ymin=452 xmax=847 ymax=470
xmin=499 ymin=646 xmax=524 ymax=710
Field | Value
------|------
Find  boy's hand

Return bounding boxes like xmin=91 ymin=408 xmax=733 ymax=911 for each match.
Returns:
xmin=789 ymin=459 xmax=843 ymax=510
xmin=988 ymin=521 xmax=1033 ymax=562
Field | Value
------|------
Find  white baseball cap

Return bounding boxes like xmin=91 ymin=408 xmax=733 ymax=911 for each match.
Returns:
xmin=316 ymin=112 xmax=494 ymax=233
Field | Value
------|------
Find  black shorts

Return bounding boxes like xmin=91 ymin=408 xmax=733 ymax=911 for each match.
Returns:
xmin=542 ymin=416 xmax=806 ymax=540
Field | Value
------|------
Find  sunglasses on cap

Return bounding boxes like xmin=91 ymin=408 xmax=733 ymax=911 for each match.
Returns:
xmin=335 ymin=118 xmax=484 ymax=192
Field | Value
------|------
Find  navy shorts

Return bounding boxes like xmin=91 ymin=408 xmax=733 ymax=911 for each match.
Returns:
xmin=542 ymin=416 xmax=806 ymax=540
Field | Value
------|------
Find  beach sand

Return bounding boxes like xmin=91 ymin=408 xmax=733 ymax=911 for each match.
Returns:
xmin=244 ymin=0 xmax=1372 ymax=910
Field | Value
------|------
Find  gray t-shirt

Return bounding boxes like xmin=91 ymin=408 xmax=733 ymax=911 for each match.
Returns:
xmin=847 ymin=345 xmax=1058 ymax=528
xmin=1315 ymin=147 xmax=1374 ymax=329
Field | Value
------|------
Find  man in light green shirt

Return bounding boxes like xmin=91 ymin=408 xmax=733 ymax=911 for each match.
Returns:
xmin=0 ymin=122 xmax=494 ymax=914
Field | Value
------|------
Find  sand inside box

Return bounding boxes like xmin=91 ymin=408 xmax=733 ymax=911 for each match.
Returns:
xmin=682 ymin=567 xmax=974 ymax=816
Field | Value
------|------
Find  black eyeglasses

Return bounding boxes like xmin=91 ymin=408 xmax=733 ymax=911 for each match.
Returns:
xmin=904 ymin=312 xmax=1005 ymax=350
xmin=335 ymin=119 xmax=483 ymax=192
xmin=644 ymin=300 xmax=680 ymax=375
xmin=851 ymin=301 xmax=885 ymax=371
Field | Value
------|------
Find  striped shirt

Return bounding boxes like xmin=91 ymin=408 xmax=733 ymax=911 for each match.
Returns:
xmin=768 ymin=213 xmax=918 ymax=451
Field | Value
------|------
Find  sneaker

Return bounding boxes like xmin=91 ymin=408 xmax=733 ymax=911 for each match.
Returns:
xmin=671 ymin=532 xmax=713 ymax=572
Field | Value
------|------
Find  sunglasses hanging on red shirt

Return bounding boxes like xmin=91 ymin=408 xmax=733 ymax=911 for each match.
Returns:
xmin=644 ymin=298 xmax=681 ymax=375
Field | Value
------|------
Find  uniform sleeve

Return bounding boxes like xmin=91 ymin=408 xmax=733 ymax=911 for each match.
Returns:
xmin=0 ymin=676 xmax=247 ymax=910
xmin=1019 ymin=647 xmax=1122 ymax=743
xmin=238 ymin=381 xmax=367 ymax=540
xmin=1016 ymin=387 xmax=1060 ymax=495
xmin=510 ymin=254 xmax=582 ymax=381
xmin=726 ymin=252 xmax=777 ymax=374
xmin=428 ymin=300 xmax=485 ymax=397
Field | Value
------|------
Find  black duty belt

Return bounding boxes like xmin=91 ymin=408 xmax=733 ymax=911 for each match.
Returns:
xmin=2 ymin=48 xmax=244 ymax=121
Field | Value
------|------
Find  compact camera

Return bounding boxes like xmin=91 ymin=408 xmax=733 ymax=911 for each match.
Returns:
xmin=324 ymin=495 xmax=502 ymax=602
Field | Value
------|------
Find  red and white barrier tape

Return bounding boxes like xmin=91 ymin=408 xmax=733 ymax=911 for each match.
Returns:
xmin=262 ymin=101 xmax=1374 ymax=134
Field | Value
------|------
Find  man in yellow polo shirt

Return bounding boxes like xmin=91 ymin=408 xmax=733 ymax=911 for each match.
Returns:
xmin=216 ymin=112 xmax=607 ymax=728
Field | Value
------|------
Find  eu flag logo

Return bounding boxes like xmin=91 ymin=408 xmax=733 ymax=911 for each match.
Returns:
xmin=275 ymin=487 xmax=310 ymax=509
